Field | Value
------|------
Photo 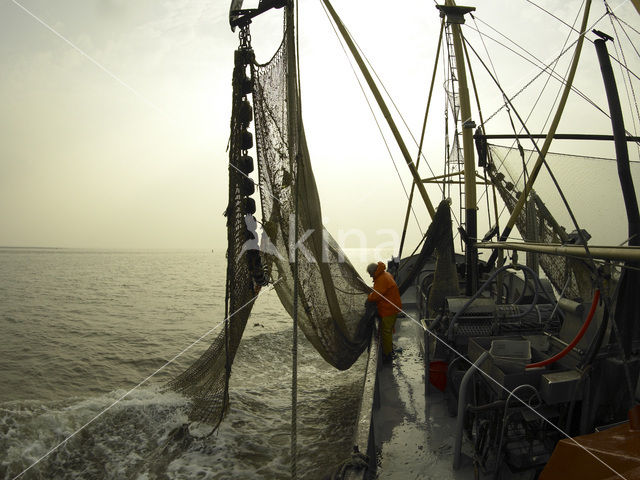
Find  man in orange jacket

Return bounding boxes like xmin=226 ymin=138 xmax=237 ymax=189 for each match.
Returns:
xmin=366 ymin=261 xmax=402 ymax=363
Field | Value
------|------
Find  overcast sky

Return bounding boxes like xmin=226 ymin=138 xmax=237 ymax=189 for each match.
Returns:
xmin=1 ymin=0 xmax=639 ymax=250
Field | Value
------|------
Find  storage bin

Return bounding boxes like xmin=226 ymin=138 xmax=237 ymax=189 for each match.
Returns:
xmin=490 ymin=339 xmax=531 ymax=372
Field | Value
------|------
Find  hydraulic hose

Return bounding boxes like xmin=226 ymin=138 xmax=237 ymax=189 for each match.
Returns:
xmin=526 ymin=289 xmax=600 ymax=369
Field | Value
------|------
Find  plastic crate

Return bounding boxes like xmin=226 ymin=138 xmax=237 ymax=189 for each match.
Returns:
xmin=490 ymin=339 xmax=531 ymax=372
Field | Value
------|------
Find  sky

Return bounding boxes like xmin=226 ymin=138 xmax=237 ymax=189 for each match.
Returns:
xmin=1 ymin=0 xmax=639 ymax=250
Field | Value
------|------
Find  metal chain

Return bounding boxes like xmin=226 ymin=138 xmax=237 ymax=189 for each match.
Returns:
xmin=239 ymin=24 xmax=252 ymax=50
xmin=240 ymin=23 xmax=252 ymax=160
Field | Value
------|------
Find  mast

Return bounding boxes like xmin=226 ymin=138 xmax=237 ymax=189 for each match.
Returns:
xmin=437 ymin=3 xmax=477 ymax=294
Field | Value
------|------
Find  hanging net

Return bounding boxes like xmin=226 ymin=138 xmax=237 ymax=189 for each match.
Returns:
xmin=169 ymin=17 xmax=373 ymax=426
xmin=251 ymin=36 xmax=373 ymax=371
xmin=484 ymin=143 xmax=629 ymax=301
xmin=166 ymin=39 xmax=270 ymax=427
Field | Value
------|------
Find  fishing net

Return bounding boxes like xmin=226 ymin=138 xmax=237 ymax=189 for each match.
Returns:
xmin=251 ymin=32 xmax=373 ymax=371
xmin=397 ymin=200 xmax=458 ymax=305
xmin=169 ymin=18 xmax=373 ymax=426
xmin=167 ymin=41 xmax=269 ymax=427
xmin=486 ymin=143 xmax=601 ymax=301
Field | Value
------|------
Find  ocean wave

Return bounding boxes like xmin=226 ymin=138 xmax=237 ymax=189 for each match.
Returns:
xmin=1 ymin=369 xmax=362 ymax=480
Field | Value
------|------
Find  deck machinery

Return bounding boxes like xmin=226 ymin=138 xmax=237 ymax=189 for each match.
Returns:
xmin=401 ymin=254 xmax=640 ymax=478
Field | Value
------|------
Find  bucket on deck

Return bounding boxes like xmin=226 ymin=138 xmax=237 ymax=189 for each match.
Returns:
xmin=429 ymin=361 xmax=448 ymax=391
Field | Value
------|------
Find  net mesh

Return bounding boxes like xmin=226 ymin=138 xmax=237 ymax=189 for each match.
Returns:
xmin=486 ymin=143 xmax=596 ymax=301
xmin=251 ymin=30 xmax=372 ymax=371
xmin=168 ymin=18 xmax=372 ymax=427
xmin=167 ymin=43 xmax=268 ymax=426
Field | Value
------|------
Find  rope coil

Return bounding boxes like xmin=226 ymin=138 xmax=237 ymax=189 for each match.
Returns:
xmin=329 ymin=446 xmax=370 ymax=480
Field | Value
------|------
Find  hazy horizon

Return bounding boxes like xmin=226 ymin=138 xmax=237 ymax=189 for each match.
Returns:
xmin=2 ymin=0 xmax=639 ymax=252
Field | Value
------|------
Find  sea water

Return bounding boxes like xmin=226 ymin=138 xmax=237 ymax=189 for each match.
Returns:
xmin=0 ymin=249 xmax=367 ymax=479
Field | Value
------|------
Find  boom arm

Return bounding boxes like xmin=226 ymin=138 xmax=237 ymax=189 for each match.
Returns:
xmin=229 ymin=0 xmax=287 ymax=31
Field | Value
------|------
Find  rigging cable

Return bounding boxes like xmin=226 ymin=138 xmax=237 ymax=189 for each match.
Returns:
xmin=463 ymin=36 xmax=597 ymax=271
xmin=318 ymin=0 xmax=425 ymax=236
xmin=398 ymin=19 xmax=445 ymax=260
xmin=599 ymin=0 xmax=640 ymax=400
xmin=443 ymin=35 xmax=452 ymax=202
xmin=322 ymin=1 xmax=472 ymax=234
xmin=444 ymin=23 xmax=466 ymax=243
xmin=468 ymin=13 xmax=618 ymax=124
xmin=614 ymin=13 xmax=640 ymax=38
xmin=488 ymin=0 xmax=640 ymax=231
xmin=526 ymin=0 xmax=583 ymax=32
xmin=526 ymin=1 xmax=585 ymax=142
xmin=469 ymin=13 xmax=503 ymax=234
xmin=609 ymin=12 xmax=640 ymax=105
xmin=343 ymin=17 xmax=466 ymax=231
xmin=520 ymin=0 xmax=640 ymax=83
xmin=291 ymin=167 xmax=299 ymax=480
xmin=462 ymin=18 xmax=599 ymax=274
xmin=470 ymin=1 xmax=634 ymax=234
xmin=474 ymin=2 xmax=585 ymax=222
xmin=515 ymin=1 xmax=586 ymax=201
xmin=351 ymin=33 xmax=448 ymax=199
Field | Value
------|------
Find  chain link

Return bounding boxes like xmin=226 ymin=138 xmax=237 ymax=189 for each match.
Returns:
xmin=239 ymin=24 xmax=252 ymax=50
xmin=239 ymin=24 xmax=252 ymax=161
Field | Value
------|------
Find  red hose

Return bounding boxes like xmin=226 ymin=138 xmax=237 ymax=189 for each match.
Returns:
xmin=525 ymin=289 xmax=600 ymax=369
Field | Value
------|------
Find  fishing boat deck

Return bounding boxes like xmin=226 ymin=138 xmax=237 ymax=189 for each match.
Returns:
xmin=372 ymin=296 xmax=480 ymax=479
